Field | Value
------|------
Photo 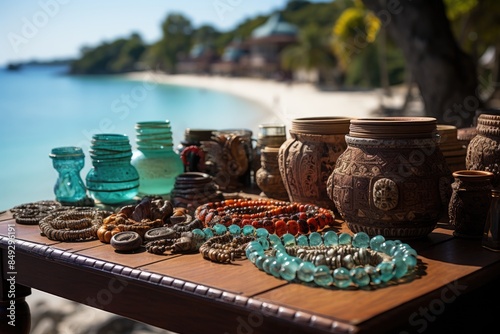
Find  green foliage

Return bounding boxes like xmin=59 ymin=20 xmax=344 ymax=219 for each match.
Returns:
xmin=70 ymin=33 xmax=146 ymax=74
xmin=157 ymin=13 xmax=193 ymax=72
xmin=444 ymin=0 xmax=478 ymax=21
xmin=214 ymin=16 xmax=268 ymax=54
xmin=331 ymin=2 xmax=381 ymax=69
xmin=344 ymin=40 xmax=405 ymax=88
xmin=444 ymin=0 xmax=499 ymax=56
xmin=69 ymin=0 xmax=406 ymax=89
xmin=281 ymin=23 xmax=335 ymax=71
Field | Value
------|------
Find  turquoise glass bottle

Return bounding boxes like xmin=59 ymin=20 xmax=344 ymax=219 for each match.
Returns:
xmin=49 ymin=146 xmax=87 ymax=204
xmin=86 ymin=133 xmax=139 ymax=205
xmin=131 ymin=121 xmax=184 ymax=196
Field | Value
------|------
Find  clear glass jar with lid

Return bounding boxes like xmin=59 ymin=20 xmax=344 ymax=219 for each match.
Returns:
xmin=131 ymin=120 xmax=184 ymax=196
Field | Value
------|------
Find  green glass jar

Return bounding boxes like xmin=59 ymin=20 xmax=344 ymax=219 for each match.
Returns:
xmin=49 ymin=146 xmax=87 ymax=204
xmin=86 ymin=133 xmax=139 ymax=205
xmin=131 ymin=121 xmax=184 ymax=196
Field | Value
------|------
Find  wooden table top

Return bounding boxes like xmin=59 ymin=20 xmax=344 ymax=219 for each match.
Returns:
xmin=1 ymin=204 xmax=500 ymax=334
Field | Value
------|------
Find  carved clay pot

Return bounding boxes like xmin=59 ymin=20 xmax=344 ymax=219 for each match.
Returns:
xmin=466 ymin=112 xmax=500 ymax=188
xmin=328 ymin=117 xmax=453 ymax=239
xmin=256 ymin=146 xmax=289 ymax=201
xmin=448 ymin=170 xmax=494 ymax=238
xmin=278 ymin=117 xmax=350 ymax=211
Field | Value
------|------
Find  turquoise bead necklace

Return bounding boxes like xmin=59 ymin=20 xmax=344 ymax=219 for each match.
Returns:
xmin=194 ymin=223 xmax=419 ymax=289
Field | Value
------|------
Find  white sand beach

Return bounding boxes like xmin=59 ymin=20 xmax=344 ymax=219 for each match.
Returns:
xmin=125 ymin=72 xmax=418 ymax=128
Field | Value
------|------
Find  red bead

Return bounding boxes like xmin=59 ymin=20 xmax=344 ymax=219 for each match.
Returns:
xmin=317 ymin=214 xmax=327 ymax=229
xmin=298 ymin=219 xmax=309 ymax=235
xmin=286 ymin=220 xmax=299 ymax=236
xmin=241 ymin=219 xmax=252 ymax=226
xmin=263 ymin=219 xmax=275 ymax=234
xmin=307 ymin=217 xmax=318 ymax=232
xmin=324 ymin=212 xmax=334 ymax=225
xmin=233 ymin=218 xmax=242 ymax=226
xmin=251 ymin=220 xmax=263 ymax=229
xmin=274 ymin=220 xmax=287 ymax=237
xmin=205 ymin=211 xmax=215 ymax=226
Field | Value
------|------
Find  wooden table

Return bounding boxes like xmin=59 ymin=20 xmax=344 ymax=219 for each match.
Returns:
xmin=1 ymin=206 xmax=500 ymax=334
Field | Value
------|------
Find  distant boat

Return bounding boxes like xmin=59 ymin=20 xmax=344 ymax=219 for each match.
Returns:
xmin=6 ymin=63 xmax=22 ymax=71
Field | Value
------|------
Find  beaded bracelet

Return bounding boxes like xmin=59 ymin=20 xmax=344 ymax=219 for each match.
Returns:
xmin=195 ymin=224 xmax=419 ymax=289
xmin=194 ymin=199 xmax=336 ymax=236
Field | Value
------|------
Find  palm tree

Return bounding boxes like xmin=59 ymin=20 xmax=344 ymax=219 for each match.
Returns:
xmin=330 ymin=0 xmax=394 ymax=95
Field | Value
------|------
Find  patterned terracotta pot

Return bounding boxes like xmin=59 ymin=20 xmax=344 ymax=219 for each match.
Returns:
xmin=328 ymin=117 xmax=452 ymax=239
xmin=448 ymin=170 xmax=494 ymax=238
xmin=466 ymin=112 xmax=500 ymax=187
xmin=278 ymin=117 xmax=350 ymax=211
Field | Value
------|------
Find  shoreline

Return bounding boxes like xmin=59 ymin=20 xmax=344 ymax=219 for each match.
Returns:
xmin=123 ymin=72 xmax=407 ymax=131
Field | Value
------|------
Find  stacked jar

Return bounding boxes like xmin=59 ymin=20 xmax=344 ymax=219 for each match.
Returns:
xmin=131 ymin=121 xmax=184 ymax=196
xmin=86 ymin=133 xmax=139 ymax=205
xmin=255 ymin=124 xmax=288 ymax=200
xmin=436 ymin=124 xmax=467 ymax=172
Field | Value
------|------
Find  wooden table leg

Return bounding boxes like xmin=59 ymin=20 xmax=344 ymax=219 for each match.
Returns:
xmin=0 ymin=297 xmax=31 ymax=334
xmin=1 ymin=247 xmax=31 ymax=334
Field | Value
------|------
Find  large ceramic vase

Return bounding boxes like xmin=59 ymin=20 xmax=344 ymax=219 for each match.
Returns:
xmin=466 ymin=112 xmax=500 ymax=188
xmin=328 ymin=117 xmax=452 ymax=239
xmin=448 ymin=170 xmax=494 ymax=238
xmin=278 ymin=117 xmax=350 ymax=211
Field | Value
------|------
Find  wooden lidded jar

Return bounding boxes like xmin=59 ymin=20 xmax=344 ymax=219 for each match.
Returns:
xmin=437 ymin=124 xmax=467 ymax=172
xmin=256 ymin=146 xmax=289 ymax=201
xmin=466 ymin=111 xmax=500 ymax=188
xmin=328 ymin=117 xmax=452 ymax=239
xmin=278 ymin=117 xmax=350 ymax=211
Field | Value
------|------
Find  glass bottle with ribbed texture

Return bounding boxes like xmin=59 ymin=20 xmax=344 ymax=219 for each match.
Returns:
xmin=86 ymin=133 xmax=139 ymax=204
xmin=49 ymin=146 xmax=87 ymax=204
xmin=131 ymin=121 xmax=184 ymax=196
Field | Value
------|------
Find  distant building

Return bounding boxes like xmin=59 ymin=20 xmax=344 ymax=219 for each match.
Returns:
xmin=211 ymin=13 xmax=298 ymax=78
xmin=210 ymin=38 xmax=249 ymax=76
xmin=245 ymin=13 xmax=298 ymax=78
xmin=180 ymin=12 xmax=299 ymax=78
xmin=176 ymin=42 xmax=218 ymax=74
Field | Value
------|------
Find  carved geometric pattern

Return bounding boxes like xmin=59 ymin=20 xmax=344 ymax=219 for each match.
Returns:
xmin=372 ymin=178 xmax=398 ymax=211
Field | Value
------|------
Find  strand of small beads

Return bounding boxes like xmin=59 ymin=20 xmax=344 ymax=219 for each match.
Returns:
xmin=194 ymin=199 xmax=335 ymax=236
xmin=195 ymin=223 xmax=419 ymax=289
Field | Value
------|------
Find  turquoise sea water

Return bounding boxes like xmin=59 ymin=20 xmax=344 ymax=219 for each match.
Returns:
xmin=0 ymin=65 xmax=276 ymax=211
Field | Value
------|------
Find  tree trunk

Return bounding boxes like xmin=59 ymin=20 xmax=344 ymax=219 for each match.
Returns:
xmin=377 ymin=28 xmax=392 ymax=96
xmin=362 ymin=0 xmax=480 ymax=127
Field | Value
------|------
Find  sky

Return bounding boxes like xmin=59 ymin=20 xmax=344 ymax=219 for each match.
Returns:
xmin=0 ymin=0 xmax=330 ymax=67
